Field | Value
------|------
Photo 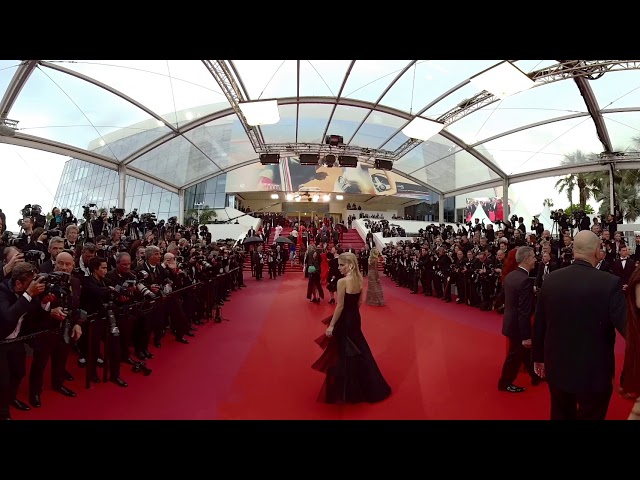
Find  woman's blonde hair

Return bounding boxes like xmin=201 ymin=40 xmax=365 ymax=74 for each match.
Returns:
xmin=369 ymin=247 xmax=380 ymax=265
xmin=338 ymin=252 xmax=363 ymax=290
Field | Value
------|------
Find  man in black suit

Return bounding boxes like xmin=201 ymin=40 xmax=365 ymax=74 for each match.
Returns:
xmin=611 ymin=245 xmax=636 ymax=288
xmin=595 ymin=249 xmax=611 ymax=273
xmin=0 ymin=263 xmax=46 ymax=420
xmin=498 ymin=246 xmax=539 ymax=393
xmin=533 ymin=230 xmax=626 ymax=420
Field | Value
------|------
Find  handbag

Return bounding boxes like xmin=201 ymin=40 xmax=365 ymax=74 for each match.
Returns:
xmin=308 ymin=265 xmax=317 ymax=273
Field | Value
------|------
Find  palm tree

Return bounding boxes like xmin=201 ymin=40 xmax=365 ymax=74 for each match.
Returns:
xmin=186 ymin=205 xmax=217 ymax=225
xmin=592 ymin=170 xmax=640 ymax=222
xmin=554 ymin=175 xmax=576 ymax=205
xmin=554 ymin=150 xmax=599 ymax=208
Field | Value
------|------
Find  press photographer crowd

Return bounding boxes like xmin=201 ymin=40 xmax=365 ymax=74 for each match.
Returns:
xmin=0 ymin=203 xmax=247 ymax=420
xmin=376 ymin=210 xmax=640 ymax=312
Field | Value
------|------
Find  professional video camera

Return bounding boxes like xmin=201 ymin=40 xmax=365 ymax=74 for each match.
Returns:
xmin=1 ymin=231 xmax=26 ymax=249
xmin=24 ymin=249 xmax=45 ymax=266
xmin=199 ymin=224 xmax=209 ymax=238
xmin=46 ymin=228 xmax=62 ymax=238
xmin=109 ymin=207 xmax=126 ymax=227
xmin=550 ymin=210 xmax=564 ymax=221
xmin=82 ymin=203 xmax=98 ymax=220
xmin=20 ymin=204 xmax=46 ymax=228
xmin=139 ymin=212 xmax=157 ymax=231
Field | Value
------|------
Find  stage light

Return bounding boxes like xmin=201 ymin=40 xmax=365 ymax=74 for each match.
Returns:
xmin=325 ymin=134 xmax=343 ymax=146
xmin=374 ymin=159 xmax=393 ymax=171
xmin=260 ymin=153 xmax=280 ymax=165
xmin=300 ymin=154 xmax=320 ymax=165
xmin=312 ymin=194 xmax=320 ymax=202
xmin=324 ymin=154 xmax=336 ymax=167
xmin=323 ymin=194 xmax=331 ymax=201
xmin=286 ymin=193 xmax=294 ymax=201
xmin=401 ymin=117 xmax=444 ymax=142
xmin=239 ymin=99 xmax=280 ymax=126
xmin=336 ymin=194 xmax=344 ymax=200
xmin=270 ymin=193 xmax=279 ymax=199
xmin=338 ymin=155 xmax=358 ymax=167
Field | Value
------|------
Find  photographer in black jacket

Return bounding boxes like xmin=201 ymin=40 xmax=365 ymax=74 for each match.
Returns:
xmin=0 ymin=263 xmax=46 ymax=420
xmin=80 ymin=257 xmax=127 ymax=387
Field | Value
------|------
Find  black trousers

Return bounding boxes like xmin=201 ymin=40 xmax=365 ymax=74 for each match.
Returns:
xmin=0 ymin=343 xmax=26 ymax=419
xmin=86 ymin=317 xmax=122 ymax=381
xmin=29 ymin=333 xmax=70 ymax=396
xmin=548 ymin=383 xmax=613 ymax=420
xmin=498 ymin=336 xmax=535 ymax=388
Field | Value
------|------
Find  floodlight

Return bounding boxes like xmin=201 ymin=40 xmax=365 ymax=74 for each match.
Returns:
xmin=401 ymin=117 xmax=445 ymax=142
xmin=470 ymin=61 xmax=535 ymax=99
xmin=238 ymin=99 xmax=280 ymax=126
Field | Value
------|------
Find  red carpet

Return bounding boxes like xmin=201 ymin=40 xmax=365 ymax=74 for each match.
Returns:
xmin=11 ymin=274 xmax=633 ymax=420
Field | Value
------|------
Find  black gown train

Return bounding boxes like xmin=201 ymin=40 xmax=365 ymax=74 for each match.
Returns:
xmin=312 ymin=292 xmax=391 ymax=404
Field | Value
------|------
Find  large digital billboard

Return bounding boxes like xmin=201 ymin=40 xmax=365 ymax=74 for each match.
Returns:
xmin=224 ymin=157 xmax=431 ymax=199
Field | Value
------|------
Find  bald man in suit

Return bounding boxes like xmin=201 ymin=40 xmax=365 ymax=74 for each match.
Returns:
xmin=533 ymin=230 xmax=626 ymax=420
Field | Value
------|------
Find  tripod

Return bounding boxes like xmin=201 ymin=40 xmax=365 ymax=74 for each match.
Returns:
xmin=551 ymin=220 xmax=560 ymax=240
xmin=214 ymin=304 xmax=230 ymax=323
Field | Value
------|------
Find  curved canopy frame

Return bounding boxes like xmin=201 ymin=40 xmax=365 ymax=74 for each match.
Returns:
xmin=1 ymin=60 xmax=640 ymax=197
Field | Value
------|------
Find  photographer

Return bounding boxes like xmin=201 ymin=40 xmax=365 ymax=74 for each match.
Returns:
xmin=79 ymin=257 xmax=127 ymax=387
xmin=2 ymin=247 xmax=25 ymax=280
xmin=25 ymin=252 xmax=82 ymax=408
xmin=0 ymin=263 xmax=46 ymax=420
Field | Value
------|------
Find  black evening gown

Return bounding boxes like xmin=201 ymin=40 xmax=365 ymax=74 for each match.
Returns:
xmin=312 ymin=292 xmax=391 ymax=404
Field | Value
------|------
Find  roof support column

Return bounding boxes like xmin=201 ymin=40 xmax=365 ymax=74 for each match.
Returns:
xmin=178 ymin=188 xmax=186 ymax=225
xmin=117 ymin=164 xmax=126 ymax=209
xmin=502 ymin=177 xmax=510 ymax=220
xmin=438 ymin=195 xmax=445 ymax=223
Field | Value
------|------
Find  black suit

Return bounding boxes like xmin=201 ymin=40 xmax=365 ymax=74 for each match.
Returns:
xmin=0 ymin=280 xmax=41 ymax=419
xmin=611 ymin=257 xmax=636 ymax=286
xmin=26 ymin=274 xmax=82 ymax=398
xmin=533 ymin=260 xmax=626 ymax=420
xmin=498 ymin=267 xmax=537 ymax=389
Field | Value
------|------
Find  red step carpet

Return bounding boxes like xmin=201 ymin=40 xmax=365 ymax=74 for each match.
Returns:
xmin=11 ymin=274 xmax=633 ymax=420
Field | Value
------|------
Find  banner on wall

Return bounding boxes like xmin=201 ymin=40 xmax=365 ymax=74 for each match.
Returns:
xmin=225 ymin=162 xmax=283 ymax=192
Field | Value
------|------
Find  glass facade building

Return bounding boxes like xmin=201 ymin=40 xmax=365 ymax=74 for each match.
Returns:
xmin=53 ymin=159 xmax=182 ymax=222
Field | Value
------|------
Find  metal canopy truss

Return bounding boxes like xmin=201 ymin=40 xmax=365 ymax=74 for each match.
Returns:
xmin=260 ymin=142 xmax=397 ymax=161
xmin=389 ymin=60 xmax=640 ymax=166
xmin=0 ymin=60 xmax=38 ymax=119
xmin=202 ymin=60 xmax=265 ymax=152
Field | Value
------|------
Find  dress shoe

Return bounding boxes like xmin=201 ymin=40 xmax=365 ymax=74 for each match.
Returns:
xmin=64 ymin=371 xmax=74 ymax=381
xmin=30 ymin=394 xmax=41 ymax=408
xmin=54 ymin=386 xmax=77 ymax=397
xmin=498 ymin=384 xmax=526 ymax=393
xmin=185 ymin=331 xmax=195 ymax=337
xmin=90 ymin=375 xmax=101 ymax=383
xmin=176 ymin=337 xmax=189 ymax=344
xmin=111 ymin=377 xmax=128 ymax=388
xmin=134 ymin=350 xmax=147 ymax=360
xmin=143 ymin=349 xmax=154 ymax=359
xmin=154 ymin=340 xmax=161 ymax=348
xmin=11 ymin=399 xmax=30 ymax=411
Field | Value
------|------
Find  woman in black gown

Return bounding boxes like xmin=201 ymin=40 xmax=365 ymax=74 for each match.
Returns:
xmin=312 ymin=252 xmax=391 ymax=404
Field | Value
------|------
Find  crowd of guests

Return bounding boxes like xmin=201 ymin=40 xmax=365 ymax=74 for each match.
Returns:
xmin=0 ymin=207 xmax=247 ymax=420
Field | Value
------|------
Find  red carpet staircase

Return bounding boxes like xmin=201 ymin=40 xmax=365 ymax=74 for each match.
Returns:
xmin=242 ymin=226 xmax=382 ymax=273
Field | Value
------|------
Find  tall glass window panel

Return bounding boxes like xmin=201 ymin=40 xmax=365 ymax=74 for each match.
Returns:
xmin=149 ymin=193 xmax=162 ymax=215
xmin=214 ymin=193 xmax=226 ymax=208
xmin=12 ymin=65 xmax=172 ymax=158
xmin=231 ymin=60 xmax=297 ymax=100
xmin=260 ymin=104 xmax=297 ymax=144
xmin=296 ymin=104 xmax=335 ymax=144
xmin=475 ymin=116 xmax=602 ymax=176
xmin=159 ymin=191 xmax=173 ymax=214
xmin=603 ymin=111 xmax=640 ymax=151
xmin=130 ymin=135 xmax=220 ymax=187
xmin=349 ymin=111 xmax=407 ymax=149
xmin=445 ymin=79 xmax=588 ymax=146
xmin=341 ymin=61 xmax=414 ymax=105
xmin=324 ymin=105 xmax=372 ymax=144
